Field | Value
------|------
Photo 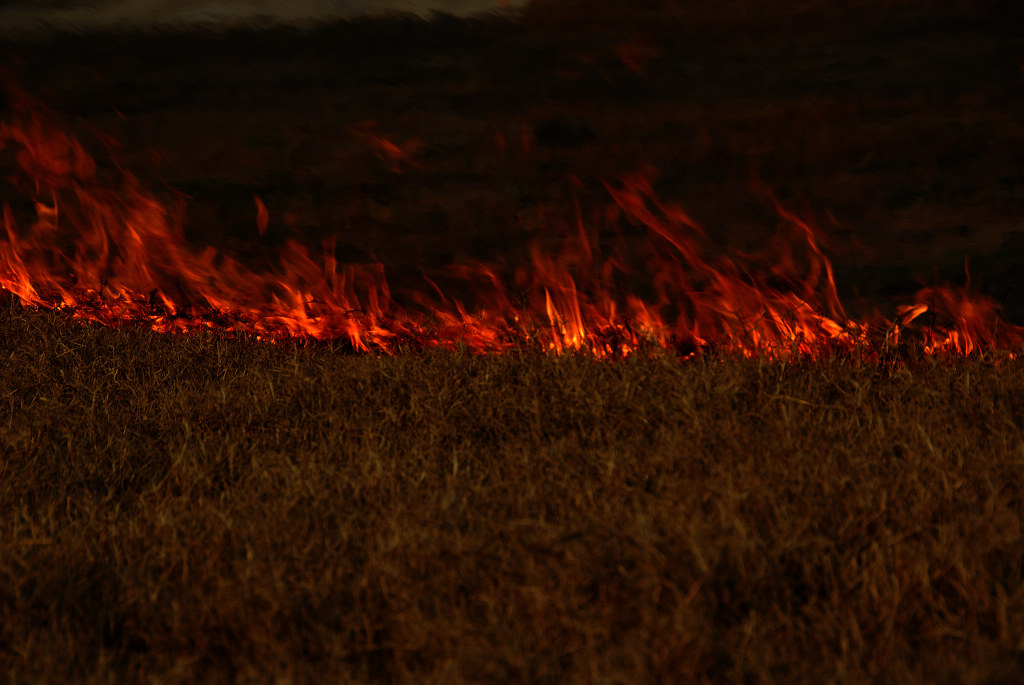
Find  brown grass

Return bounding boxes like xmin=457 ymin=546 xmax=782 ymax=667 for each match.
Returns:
xmin=2 ymin=1 xmax=1024 ymax=681
xmin=2 ymin=299 xmax=1023 ymax=683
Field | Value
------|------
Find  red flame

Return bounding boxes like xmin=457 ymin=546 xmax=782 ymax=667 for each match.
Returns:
xmin=614 ymin=40 xmax=658 ymax=76
xmin=349 ymin=120 xmax=423 ymax=174
xmin=254 ymin=194 xmax=269 ymax=237
xmin=1 ymin=94 xmax=1021 ymax=360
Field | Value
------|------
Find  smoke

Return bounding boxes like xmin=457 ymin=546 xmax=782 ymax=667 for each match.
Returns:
xmin=0 ymin=0 xmax=527 ymax=35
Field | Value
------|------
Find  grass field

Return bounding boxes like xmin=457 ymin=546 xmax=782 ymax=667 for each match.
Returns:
xmin=3 ymin=0 xmax=1024 ymax=681
xmin=2 ymin=300 xmax=1023 ymax=682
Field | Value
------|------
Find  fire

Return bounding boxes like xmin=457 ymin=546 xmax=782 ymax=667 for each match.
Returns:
xmin=254 ymin=195 xmax=269 ymax=237
xmin=1 ymin=93 xmax=1021 ymax=360
xmin=349 ymin=120 xmax=424 ymax=174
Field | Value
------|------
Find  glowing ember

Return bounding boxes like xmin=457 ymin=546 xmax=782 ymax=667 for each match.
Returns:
xmin=1 ymin=93 xmax=1021 ymax=359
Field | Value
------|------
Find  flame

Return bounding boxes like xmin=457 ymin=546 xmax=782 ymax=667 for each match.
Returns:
xmin=254 ymin=194 xmax=269 ymax=237
xmin=349 ymin=120 xmax=423 ymax=174
xmin=1 ymin=94 xmax=1021 ymax=360
xmin=614 ymin=40 xmax=658 ymax=76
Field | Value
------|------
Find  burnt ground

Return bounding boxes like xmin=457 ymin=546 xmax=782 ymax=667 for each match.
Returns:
xmin=2 ymin=0 xmax=1024 ymax=323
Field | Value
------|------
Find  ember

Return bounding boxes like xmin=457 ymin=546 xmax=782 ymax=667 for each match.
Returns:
xmin=1 ymin=92 xmax=1021 ymax=359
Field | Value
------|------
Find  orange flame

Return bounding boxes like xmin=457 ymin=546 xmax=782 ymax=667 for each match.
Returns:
xmin=254 ymin=194 xmax=269 ymax=237
xmin=350 ymin=120 xmax=423 ymax=174
xmin=1 ymin=95 xmax=1021 ymax=360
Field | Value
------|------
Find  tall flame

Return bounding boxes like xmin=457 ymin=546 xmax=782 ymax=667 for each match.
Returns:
xmin=1 ymin=93 xmax=1020 ymax=359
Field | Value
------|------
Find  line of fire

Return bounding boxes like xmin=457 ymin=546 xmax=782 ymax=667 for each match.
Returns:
xmin=1 ymin=78 xmax=1021 ymax=361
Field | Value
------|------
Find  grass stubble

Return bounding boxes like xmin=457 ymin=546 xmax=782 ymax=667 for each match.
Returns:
xmin=1 ymin=297 xmax=1022 ymax=683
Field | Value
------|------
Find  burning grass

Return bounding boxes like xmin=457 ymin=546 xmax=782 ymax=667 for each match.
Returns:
xmin=2 ymin=1 xmax=1024 ymax=679
xmin=3 ymin=91 xmax=1022 ymax=360
xmin=2 ymin=300 xmax=1023 ymax=683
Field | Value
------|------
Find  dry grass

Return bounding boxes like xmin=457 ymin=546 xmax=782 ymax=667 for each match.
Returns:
xmin=2 ymin=299 xmax=1023 ymax=683
xmin=2 ymin=1 xmax=1024 ymax=681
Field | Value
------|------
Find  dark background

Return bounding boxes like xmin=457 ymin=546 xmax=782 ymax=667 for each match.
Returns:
xmin=2 ymin=0 xmax=1023 ymax=322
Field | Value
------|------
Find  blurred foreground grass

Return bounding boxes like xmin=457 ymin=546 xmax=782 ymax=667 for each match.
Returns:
xmin=1 ymin=300 xmax=1023 ymax=683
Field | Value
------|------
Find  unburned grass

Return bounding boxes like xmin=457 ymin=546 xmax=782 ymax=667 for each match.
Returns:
xmin=2 ymin=301 xmax=1023 ymax=682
